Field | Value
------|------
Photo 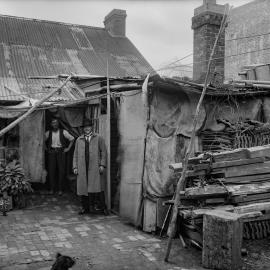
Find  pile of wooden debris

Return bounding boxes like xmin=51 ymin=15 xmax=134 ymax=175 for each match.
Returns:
xmin=200 ymin=120 xmax=270 ymax=152
xmin=169 ymin=145 xmax=270 ymax=247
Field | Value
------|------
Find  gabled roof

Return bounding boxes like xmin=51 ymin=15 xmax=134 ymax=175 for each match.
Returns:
xmin=0 ymin=14 xmax=154 ymax=101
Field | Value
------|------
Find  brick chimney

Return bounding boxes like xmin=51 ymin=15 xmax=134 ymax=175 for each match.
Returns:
xmin=192 ymin=0 xmax=226 ymax=82
xmin=104 ymin=9 xmax=127 ymax=37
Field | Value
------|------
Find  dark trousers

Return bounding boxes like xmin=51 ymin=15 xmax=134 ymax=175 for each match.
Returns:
xmin=48 ymin=149 xmax=65 ymax=191
xmin=81 ymin=192 xmax=106 ymax=211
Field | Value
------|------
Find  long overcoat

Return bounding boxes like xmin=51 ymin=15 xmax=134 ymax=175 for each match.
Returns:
xmin=73 ymin=133 xmax=107 ymax=195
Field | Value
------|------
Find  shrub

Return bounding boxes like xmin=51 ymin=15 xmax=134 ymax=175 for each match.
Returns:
xmin=0 ymin=160 xmax=33 ymax=196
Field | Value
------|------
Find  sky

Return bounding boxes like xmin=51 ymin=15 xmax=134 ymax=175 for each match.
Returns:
xmin=0 ymin=0 xmax=250 ymax=74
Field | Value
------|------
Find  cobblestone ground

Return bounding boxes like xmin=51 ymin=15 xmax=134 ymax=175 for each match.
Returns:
xmin=0 ymin=193 xmax=203 ymax=270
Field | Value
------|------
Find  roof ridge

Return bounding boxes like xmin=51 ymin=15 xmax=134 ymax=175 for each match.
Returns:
xmin=0 ymin=13 xmax=105 ymax=31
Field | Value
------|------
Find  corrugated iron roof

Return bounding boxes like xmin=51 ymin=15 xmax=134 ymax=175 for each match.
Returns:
xmin=0 ymin=14 xmax=154 ymax=101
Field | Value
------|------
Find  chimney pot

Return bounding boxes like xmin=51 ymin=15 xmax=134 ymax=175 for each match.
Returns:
xmin=203 ymin=0 xmax=216 ymax=5
xmin=104 ymin=9 xmax=127 ymax=37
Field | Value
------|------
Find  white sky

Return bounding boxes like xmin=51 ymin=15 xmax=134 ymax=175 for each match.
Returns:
xmin=0 ymin=0 xmax=250 ymax=72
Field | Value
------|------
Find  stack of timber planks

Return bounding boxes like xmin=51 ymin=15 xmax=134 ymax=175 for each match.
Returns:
xmin=169 ymin=144 xmax=270 ymax=246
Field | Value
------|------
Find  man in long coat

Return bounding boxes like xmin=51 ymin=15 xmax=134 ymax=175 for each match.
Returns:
xmin=73 ymin=119 xmax=107 ymax=215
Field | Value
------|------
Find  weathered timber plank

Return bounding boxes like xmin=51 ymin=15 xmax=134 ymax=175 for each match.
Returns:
xmin=212 ymin=157 xmax=265 ymax=169
xmin=224 ymin=173 xmax=270 ymax=184
xmin=241 ymin=213 xmax=270 ymax=223
xmin=193 ymin=157 xmax=265 ymax=172
xmin=180 ymin=203 xmax=270 ymax=220
xmin=184 ymin=182 xmax=270 ymax=199
xmin=227 ymin=182 xmax=270 ymax=195
xmin=143 ymin=199 xmax=156 ymax=233
xmin=231 ymin=192 xmax=270 ymax=204
xmin=170 ymin=145 xmax=270 ymax=172
xmin=248 ymin=145 xmax=270 ymax=159
xmin=205 ymin=198 xmax=226 ymax=204
xmin=179 ymin=205 xmax=235 ymax=219
xmin=222 ymin=161 xmax=270 ymax=178
xmin=213 ymin=148 xmax=250 ymax=162
xmin=233 ymin=202 xmax=270 ymax=214
xmin=203 ymin=210 xmax=242 ymax=270
xmin=238 ymin=211 xmax=263 ymax=220
xmin=184 ymin=185 xmax=227 ymax=198
xmin=169 ymin=163 xmax=183 ymax=171
xmin=169 ymin=154 xmax=211 ymax=171
xmin=192 ymin=163 xmax=210 ymax=171
xmin=236 ymin=198 xmax=270 ymax=206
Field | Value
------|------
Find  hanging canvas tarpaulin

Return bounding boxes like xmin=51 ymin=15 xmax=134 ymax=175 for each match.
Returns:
xmin=118 ymin=89 xmax=147 ymax=225
xmin=19 ymin=110 xmax=46 ymax=183
xmin=150 ymin=89 xmax=205 ymax=138
xmin=143 ymin=129 xmax=177 ymax=197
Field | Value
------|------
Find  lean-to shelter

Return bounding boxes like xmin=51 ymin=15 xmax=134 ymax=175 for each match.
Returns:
xmin=109 ymin=74 xmax=270 ymax=231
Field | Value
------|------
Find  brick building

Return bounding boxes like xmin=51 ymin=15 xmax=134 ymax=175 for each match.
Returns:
xmin=225 ymin=0 xmax=270 ymax=80
xmin=192 ymin=0 xmax=270 ymax=81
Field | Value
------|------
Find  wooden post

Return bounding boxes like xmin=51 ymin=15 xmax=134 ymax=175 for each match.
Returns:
xmin=164 ymin=5 xmax=229 ymax=262
xmin=106 ymin=59 xmax=111 ymax=211
xmin=203 ymin=210 xmax=243 ymax=270
xmin=0 ymin=76 xmax=71 ymax=138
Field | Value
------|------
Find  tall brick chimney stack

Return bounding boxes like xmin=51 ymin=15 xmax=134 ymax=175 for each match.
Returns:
xmin=104 ymin=9 xmax=127 ymax=37
xmin=192 ymin=0 xmax=226 ymax=82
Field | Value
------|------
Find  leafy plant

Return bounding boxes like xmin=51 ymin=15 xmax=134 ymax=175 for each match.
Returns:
xmin=0 ymin=160 xmax=33 ymax=196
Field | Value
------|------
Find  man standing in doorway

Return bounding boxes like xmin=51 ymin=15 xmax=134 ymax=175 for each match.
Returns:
xmin=45 ymin=118 xmax=74 ymax=195
xmin=73 ymin=119 xmax=108 ymax=215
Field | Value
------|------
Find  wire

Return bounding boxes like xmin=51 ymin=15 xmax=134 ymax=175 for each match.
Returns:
xmin=159 ymin=45 xmax=270 ymax=71
xmin=157 ymin=32 xmax=270 ymax=73
xmin=159 ymin=69 xmax=193 ymax=73
xmin=152 ymin=22 xmax=270 ymax=74
xmin=227 ymin=31 xmax=270 ymax=42
xmin=151 ymin=53 xmax=194 ymax=75
xmin=157 ymin=53 xmax=193 ymax=70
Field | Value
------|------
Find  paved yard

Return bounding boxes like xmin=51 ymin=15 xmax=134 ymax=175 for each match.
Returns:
xmin=0 ymin=193 xmax=203 ymax=270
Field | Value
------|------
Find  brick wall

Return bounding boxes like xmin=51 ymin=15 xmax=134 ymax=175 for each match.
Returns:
xmin=192 ymin=1 xmax=225 ymax=83
xmin=225 ymin=0 xmax=270 ymax=80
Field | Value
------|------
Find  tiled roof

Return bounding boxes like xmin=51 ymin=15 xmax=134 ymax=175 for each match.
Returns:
xmin=0 ymin=15 xmax=154 ymax=101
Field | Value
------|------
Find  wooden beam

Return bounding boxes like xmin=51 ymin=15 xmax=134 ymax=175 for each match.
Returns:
xmin=0 ymin=76 xmax=71 ymax=138
xmin=106 ymin=61 xmax=111 ymax=211
xmin=85 ymin=84 xmax=141 ymax=95
xmin=234 ymin=202 xmax=270 ymax=214
xmin=222 ymin=161 xmax=270 ymax=178
xmin=232 ymin=79 xmax=270 ymax=85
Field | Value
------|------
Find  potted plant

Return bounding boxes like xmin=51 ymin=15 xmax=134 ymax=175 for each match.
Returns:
xmin=0 ymin=159 xmax=33 ymax=209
